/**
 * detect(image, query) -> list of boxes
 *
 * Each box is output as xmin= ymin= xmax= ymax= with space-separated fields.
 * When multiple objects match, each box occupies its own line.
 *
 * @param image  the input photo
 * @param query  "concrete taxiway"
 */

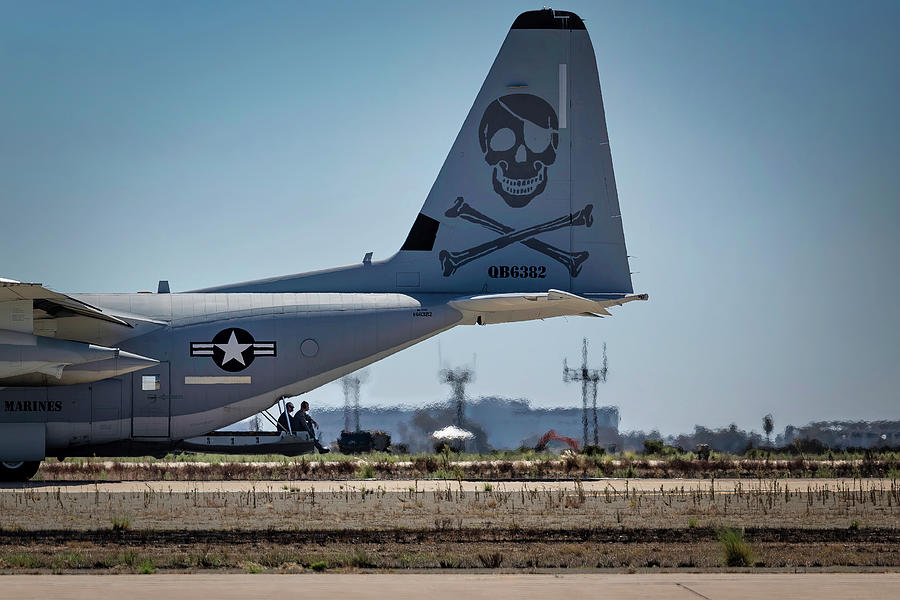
xmin=1 ymin=477 xmax=890 ymax=494
xmin=1 ymin=573 xmax=898 ymax=599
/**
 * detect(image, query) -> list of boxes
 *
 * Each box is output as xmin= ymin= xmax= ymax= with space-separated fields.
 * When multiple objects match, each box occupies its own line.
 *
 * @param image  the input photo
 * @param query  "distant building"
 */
xmin=465 ymin=397 xmax=619 ymax=449
xmin=780 ymin=421 xmax=900 ymax=449
xmin=267 ymin=396 xmax=620 ymax=452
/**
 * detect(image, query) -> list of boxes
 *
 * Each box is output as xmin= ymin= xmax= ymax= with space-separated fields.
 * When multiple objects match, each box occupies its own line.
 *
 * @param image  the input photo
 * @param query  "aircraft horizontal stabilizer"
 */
xmin=449 ymin=289 xmax=647 ymax=324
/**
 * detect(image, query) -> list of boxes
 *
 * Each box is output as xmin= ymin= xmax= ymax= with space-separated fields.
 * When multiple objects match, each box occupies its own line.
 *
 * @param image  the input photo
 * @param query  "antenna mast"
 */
xmin=342 ymin=377 xmax=353 ymax=432
xmin=440 ymin=365 xmax=474 ymax=428
xmin=340 ymin=371 xmax=368 ymax=432
xmin=563 ymin=338 xmax=608 ymax=447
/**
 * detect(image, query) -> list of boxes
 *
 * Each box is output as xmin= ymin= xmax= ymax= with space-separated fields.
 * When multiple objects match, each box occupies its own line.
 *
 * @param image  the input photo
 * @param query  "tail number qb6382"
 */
xmin=487 ymin=265 xmax=547 ymax=279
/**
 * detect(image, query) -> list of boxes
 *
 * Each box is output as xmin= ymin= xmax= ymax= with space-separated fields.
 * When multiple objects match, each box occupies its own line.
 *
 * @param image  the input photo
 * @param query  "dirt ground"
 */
xmin=1 ymin=531 xmax=899 ymax=571
xmin=1 ymin=478 xmax=896 ymax=531
xmin=1 ymin=478 xmax=897 ymax=572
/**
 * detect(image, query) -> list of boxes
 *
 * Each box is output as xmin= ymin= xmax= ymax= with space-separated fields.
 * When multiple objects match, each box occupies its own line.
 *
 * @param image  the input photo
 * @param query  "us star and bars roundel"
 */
xmin=190 ymin=328 xmax=276 ymax=372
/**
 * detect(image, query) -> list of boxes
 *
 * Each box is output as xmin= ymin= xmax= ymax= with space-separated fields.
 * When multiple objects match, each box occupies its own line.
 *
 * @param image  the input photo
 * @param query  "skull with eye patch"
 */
xmin=478 ymin=94 xmax=559 ymax=208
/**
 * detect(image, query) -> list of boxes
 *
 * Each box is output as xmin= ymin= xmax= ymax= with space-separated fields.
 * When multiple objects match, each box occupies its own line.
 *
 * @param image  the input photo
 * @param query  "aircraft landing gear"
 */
xmin=0 ymin=461 xmax=41 ymax=482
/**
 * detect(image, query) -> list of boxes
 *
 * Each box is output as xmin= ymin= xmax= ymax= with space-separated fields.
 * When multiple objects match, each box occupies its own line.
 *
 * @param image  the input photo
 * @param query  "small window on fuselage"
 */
xmin=142 ymin=375 xmax=160 ymax=391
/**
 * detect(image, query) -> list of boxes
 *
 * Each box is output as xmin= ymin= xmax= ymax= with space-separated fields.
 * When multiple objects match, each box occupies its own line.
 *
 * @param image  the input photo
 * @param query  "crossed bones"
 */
xmin=439 ymin=197 xmax=593 ymax=277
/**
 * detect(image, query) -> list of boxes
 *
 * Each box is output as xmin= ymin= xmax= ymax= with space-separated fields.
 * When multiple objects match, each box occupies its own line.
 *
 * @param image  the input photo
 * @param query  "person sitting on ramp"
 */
xmin=295 ymin=400 xmax=330 ymax=454
xmin=277 ymin=402 xmax=296 ymax=434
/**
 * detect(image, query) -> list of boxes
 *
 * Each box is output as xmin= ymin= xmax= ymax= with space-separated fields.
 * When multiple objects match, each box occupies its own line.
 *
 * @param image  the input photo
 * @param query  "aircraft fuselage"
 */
xmin=0 ymin=292 xmax=462 ymax=456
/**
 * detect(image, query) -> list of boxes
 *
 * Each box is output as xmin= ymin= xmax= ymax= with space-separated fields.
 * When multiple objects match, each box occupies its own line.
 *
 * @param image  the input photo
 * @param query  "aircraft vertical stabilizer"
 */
xmin=197 ymin=9 xmax=635 ymax=297
xmin=397 ymin=8 xmax=633 ymax=295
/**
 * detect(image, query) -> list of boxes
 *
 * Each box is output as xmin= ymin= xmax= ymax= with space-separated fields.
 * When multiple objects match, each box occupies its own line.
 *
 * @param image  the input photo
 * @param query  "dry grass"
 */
xmin=1 ymin=478 xmax=898 ymax=532
xmin=34 ymin=454 xmax=900 ymax=481
xmin=2 ymin=476 xmax=899 ymax=572
xmin=1 ymin=535 xmax=898 ymax=572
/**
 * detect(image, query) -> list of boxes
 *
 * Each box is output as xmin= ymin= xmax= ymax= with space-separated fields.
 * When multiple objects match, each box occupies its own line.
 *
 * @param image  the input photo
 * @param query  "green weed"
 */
xmin=814 ymin=465 xmax=834 ymax=478
xmin=51 ymin=551 xmax=83 ymax=570
xmin=116 ymin=549 xmax=139 ymax=568
xmin=5 ymin=552 xmax=40 ymax=569
xmin=614 ymin=465 xmax=637 ymax=478
xmin=138 ymin=558 xmax=155 ymax=574
xmin=244 ymin=562 xmax=264 ymax=574
xmin=342 ymin=551 xmax=374 ymax=568
xmin=478 ymin=552 xmax=504 ymax=568
xmin=356 ymin=463 xmax=375 ymax=479
xmin=717 ymin=527 xmax=754 ymax=567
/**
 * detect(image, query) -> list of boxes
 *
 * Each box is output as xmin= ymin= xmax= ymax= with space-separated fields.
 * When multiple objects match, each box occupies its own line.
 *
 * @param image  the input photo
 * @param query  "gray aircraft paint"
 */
xmin=0 ymin=10 xmax=645 ymax=464
xmin=1 ymin=293 xmax=460 ymax=449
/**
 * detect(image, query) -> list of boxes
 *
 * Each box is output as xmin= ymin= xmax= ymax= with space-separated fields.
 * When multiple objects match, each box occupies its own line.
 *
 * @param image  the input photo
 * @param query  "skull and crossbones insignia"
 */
xmin=440 ymin=198 xmax=592 ymax=277
xmin=438 ymin=93 xmax=592 ymax=277
xmin=480 ymin=94 xmax=559 ymax=208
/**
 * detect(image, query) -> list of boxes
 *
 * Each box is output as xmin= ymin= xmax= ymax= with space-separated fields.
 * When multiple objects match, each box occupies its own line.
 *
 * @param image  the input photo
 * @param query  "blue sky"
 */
xmin=2 ymin=1 xmax=898 ymax=435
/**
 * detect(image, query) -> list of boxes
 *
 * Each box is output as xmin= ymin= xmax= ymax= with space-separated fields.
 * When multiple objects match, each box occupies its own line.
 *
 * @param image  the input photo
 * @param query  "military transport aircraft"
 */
xmin=0 ymin=9 xmax=646 ymax=480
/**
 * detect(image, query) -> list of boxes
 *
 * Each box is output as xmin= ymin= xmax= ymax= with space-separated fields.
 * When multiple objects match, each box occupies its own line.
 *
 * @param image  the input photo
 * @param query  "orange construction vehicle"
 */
xmin=535 ymin=430 xmax=580 ymax=452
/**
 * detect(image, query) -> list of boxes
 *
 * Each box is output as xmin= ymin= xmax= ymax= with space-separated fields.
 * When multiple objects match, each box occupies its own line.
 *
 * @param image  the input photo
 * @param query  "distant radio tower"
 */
xmin=340 ymin=371 xmax=368 ymax=432
xmin=440 ymin=366 xmax=474 ymax=428
xmin=593 ymin=343 xmax=608 ymax=446
xmin=563 ymin=338 xmax=608 ymax=447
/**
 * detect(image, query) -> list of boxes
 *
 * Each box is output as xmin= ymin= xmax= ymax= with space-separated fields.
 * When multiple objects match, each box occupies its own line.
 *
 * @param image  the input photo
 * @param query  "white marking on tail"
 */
xmin=559 ymin=63 xmax=567 ymax=129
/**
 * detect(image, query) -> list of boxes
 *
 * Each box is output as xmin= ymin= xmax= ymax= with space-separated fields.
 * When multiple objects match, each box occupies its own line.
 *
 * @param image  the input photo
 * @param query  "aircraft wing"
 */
xmin=449 ymin=289 xmax=648 ymax=324
xmin=0 ymin=281 xmax=132 ymax=330
xmin=0 ymin=281 xmax=164 ymax=385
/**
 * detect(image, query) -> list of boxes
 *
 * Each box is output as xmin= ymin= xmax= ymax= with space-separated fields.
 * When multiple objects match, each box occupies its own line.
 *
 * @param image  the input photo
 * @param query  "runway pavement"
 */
xmin=0 ymin=477 xmax=890 ymax=494
xmin=1 ymin=573 xmax=898 ymax=599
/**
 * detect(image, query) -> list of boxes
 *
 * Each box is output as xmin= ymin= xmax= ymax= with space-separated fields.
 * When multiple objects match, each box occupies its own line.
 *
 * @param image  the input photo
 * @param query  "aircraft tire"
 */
xmin=0 ymin=461 xmax=41 ymax=482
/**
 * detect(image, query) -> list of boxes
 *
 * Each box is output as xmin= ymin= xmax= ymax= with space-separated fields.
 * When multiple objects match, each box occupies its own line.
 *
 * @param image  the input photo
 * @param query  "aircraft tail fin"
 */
xmin=394 ymin=8 xmax=633 ymax=295
xmin=196 ymin=9 xmax=634 ymax=297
